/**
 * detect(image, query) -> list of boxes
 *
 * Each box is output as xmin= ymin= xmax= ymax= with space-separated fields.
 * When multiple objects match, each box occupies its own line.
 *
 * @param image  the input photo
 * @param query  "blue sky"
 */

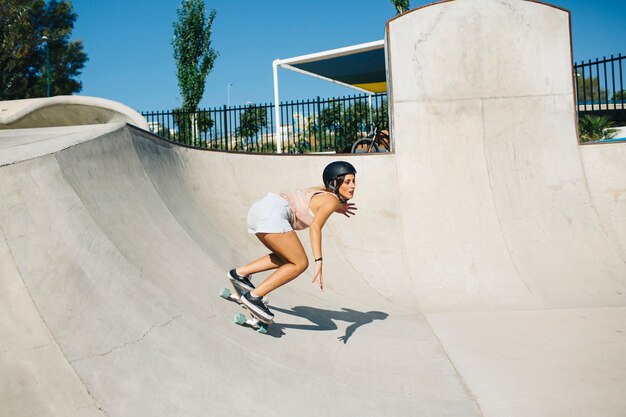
xmin=71 ymin=0 xmax=626 ymax=112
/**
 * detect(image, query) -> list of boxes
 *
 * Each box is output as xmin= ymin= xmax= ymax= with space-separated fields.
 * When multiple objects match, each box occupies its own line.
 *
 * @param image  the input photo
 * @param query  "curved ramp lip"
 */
xmin=0 ymin=123 xmax=128 ymax=167
xmin=0 ymin=95 xmax=149 ymax=130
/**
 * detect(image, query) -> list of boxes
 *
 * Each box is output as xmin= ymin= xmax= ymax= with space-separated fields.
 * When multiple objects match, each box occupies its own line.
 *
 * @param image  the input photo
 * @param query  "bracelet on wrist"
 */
xmin=315 ymin=257 xmax=323 ymax=262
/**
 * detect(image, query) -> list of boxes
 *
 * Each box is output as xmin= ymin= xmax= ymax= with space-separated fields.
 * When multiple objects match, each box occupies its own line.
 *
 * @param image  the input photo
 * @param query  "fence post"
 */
xmin=222 ymin=105 xmax=228 ymax=150
xmin=316 ymin=96 xmax=322 ymax=152
xmin=616 ymin=52 xmax=626 ymax=107
xmin=273 ymin=60 xmax=282 ymax=153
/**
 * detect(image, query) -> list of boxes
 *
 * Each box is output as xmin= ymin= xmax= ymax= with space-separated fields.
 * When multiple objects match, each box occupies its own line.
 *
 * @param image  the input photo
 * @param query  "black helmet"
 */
xmin=323 ymin=161 xmax=357 ymax=189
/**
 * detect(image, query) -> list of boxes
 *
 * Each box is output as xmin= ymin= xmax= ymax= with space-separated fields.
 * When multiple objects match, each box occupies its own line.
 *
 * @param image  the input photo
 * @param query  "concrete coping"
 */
xmin=0 ymin=96 xmax=149 ymax=130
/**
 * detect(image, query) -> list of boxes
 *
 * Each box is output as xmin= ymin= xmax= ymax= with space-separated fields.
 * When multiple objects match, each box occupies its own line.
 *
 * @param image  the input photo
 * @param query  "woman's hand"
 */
xmin=312 ymin=261 xmax=323 ymax=291
xmin=336 ymin=202 xmax=357 ymax=218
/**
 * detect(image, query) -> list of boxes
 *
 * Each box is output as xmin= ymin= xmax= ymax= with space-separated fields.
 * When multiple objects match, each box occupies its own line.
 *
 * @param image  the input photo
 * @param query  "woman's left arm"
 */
xmin=309 ymin=195 xmax=339 ymax=290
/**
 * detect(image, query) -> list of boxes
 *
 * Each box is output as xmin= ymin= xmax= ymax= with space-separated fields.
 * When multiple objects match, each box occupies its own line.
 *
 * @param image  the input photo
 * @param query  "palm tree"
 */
xmin=391 ymin=0 xmax=410 ymax=14
xmin=578 ymin=115 xmax=618 ymax=142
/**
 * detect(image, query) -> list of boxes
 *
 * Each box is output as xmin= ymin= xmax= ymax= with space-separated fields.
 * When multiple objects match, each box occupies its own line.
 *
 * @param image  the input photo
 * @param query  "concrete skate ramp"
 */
xmin=0 ymin=124 xmax=478 ymax=417
xmin=0 ymin=96 xmax=149 ymax=130
xmin=2 ymin=1 xmax=626 ymax=417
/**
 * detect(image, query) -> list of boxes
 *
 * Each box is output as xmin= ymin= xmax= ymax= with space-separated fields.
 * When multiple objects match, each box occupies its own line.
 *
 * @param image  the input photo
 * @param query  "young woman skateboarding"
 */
xmin=228 ymin=161 xmax=357 ymax=323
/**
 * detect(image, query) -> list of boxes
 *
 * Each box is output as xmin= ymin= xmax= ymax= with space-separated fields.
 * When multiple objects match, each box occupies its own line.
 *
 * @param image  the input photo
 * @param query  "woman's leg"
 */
xmin=236 ymin=253 xmax=285 ymax=277
xmin=236 ymin=231 xmax=292 ymax=276
xmin=252 ymin=231 xmax=309 ymax=297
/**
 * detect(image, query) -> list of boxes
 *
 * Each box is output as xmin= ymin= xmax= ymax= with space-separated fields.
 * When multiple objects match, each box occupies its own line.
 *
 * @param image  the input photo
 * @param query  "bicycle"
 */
xmin=350 ymin=125 xmax=391 ymax=153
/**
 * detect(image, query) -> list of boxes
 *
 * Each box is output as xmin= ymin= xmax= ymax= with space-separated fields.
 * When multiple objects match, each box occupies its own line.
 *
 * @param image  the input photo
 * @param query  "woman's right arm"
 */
xmin=335 ymin=202 xmax=357 ymax=217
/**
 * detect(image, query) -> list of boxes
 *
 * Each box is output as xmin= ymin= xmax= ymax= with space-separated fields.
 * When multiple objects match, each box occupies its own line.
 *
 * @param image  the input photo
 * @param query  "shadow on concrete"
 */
xmin=269 ymin=305 xmax=389 ymax=343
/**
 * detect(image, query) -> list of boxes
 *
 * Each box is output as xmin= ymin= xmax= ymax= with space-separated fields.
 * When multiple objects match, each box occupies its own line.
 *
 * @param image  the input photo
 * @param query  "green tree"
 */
xmin=172 ymin=107 xmax=214 ymax=145
xmin=578 ymin=115 xmax=618 ymax=142
xmin=576 ymin=76 xmax=608 ymax=103
xmin=373 ymin=98 xmax=389 ymax=130
xmin=317 ymin=101 xmax=348 ymax=150
xmin=236 ymin=104 xmax=268 ymax=151
xmin=0 ymin=0 xmax=88 ymax=100
xmin=391 ymin=0 xmax=410 ymax=14
xmin=317 ymin=99 xmax=384 ymax=151
xmin=0 ymin=0 xmax=35 ymax=98
xmin=612 ymin=90 xmax=625 ymax=104
xmin=172 ymin=0 xmax=217 ymax=112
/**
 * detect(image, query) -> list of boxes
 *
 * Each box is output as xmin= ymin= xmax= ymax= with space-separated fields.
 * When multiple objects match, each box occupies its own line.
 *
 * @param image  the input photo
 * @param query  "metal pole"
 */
xmin=272 ymin=60 xmax=282 ymax=153
xmin=227 ymin=83 xmax=233 ymax=106
xmin=42 ymin=36 xmax=50 ymax=97
xmin=368 ymin=94 xmax=373 ymax=127
xmin=223 ymin=105 xmax=228 ymax=149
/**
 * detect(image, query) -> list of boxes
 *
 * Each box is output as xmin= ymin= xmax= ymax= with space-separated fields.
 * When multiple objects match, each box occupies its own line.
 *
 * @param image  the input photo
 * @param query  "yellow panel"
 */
xmin=353 ymin=82 xmax=387 ymax=93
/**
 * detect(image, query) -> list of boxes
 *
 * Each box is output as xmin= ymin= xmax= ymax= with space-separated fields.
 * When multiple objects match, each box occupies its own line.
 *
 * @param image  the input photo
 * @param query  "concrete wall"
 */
xmin=580 ymin=142 xmax=626 ymax=261
xmin=386 ymin=0 xmax=626 ymax=312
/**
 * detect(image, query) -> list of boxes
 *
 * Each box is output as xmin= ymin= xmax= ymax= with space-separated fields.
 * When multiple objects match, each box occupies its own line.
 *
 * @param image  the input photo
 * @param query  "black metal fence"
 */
xmin=142 ymin=93 xmax=388 ymax=153
xmin=143 ymin=54 xmax=626 ymax=152
xmin=574 ymin=54 xmax=625 ymax=122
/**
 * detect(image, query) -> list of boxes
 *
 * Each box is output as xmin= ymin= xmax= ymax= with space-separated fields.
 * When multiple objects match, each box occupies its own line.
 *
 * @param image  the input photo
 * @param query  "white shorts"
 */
xmin=247 ymin=193 xmax=293 ymax=234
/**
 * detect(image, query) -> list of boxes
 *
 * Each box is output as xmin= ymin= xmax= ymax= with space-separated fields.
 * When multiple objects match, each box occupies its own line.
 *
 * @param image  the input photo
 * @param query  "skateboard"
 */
xmin=219 ymin=283 xmax=271 ymax=334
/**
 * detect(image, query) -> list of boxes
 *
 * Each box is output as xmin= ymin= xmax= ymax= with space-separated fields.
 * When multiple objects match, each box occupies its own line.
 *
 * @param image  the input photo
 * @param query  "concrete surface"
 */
xmin=1 ymin=1 xmax=625 ymax=417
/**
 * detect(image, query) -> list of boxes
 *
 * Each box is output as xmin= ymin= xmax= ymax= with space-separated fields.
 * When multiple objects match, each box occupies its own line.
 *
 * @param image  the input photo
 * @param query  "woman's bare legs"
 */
xmin=236 ymin=253 xmax=285 ymax=277
xmin=236 ymin=231 xmax=294 ymax=276
xmin=250 ymin=231 xmax=309 ymax=297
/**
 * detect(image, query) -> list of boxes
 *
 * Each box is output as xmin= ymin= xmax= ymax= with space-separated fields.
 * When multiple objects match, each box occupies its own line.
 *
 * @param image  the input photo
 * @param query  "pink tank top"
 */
xmin=279 ymin=190 xmax=336 ymax=230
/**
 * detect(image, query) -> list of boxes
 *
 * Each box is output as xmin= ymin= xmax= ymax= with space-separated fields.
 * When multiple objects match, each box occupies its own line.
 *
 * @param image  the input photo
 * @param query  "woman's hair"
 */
xmin=309 ymin=174 xmax=346 ymax=192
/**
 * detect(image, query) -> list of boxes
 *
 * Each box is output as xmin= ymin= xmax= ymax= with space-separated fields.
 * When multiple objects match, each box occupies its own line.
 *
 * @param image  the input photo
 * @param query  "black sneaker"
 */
xmin=241 ymin=292 xmax=274 ymax=323
xmin=227 ymin=269 xmax=255 ymax=292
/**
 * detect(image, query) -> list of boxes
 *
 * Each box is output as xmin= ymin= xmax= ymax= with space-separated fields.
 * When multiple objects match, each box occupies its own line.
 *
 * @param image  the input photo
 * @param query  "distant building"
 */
xmin=147 ymin=121 xmax=175 ymax=137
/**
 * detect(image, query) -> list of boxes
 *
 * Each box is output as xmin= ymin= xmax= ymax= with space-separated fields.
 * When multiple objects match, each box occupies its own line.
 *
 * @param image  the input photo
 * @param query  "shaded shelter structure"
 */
xmin=272 ymin=40 xmax=386 ymax=150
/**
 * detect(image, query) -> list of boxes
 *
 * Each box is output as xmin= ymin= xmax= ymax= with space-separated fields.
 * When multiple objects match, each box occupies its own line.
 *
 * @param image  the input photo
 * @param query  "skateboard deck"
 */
xmin=219 ymin=282 xmax=271 ymax=334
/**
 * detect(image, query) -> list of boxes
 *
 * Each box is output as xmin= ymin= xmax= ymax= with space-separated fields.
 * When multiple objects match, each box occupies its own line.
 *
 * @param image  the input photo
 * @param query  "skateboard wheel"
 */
xmin=257 ymin=323 xmax=269 ymax=334
xmin=220 ymin=288 xmax=231 ymax=299
xmin=233 ymin=312 xmax=246 ymax=325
